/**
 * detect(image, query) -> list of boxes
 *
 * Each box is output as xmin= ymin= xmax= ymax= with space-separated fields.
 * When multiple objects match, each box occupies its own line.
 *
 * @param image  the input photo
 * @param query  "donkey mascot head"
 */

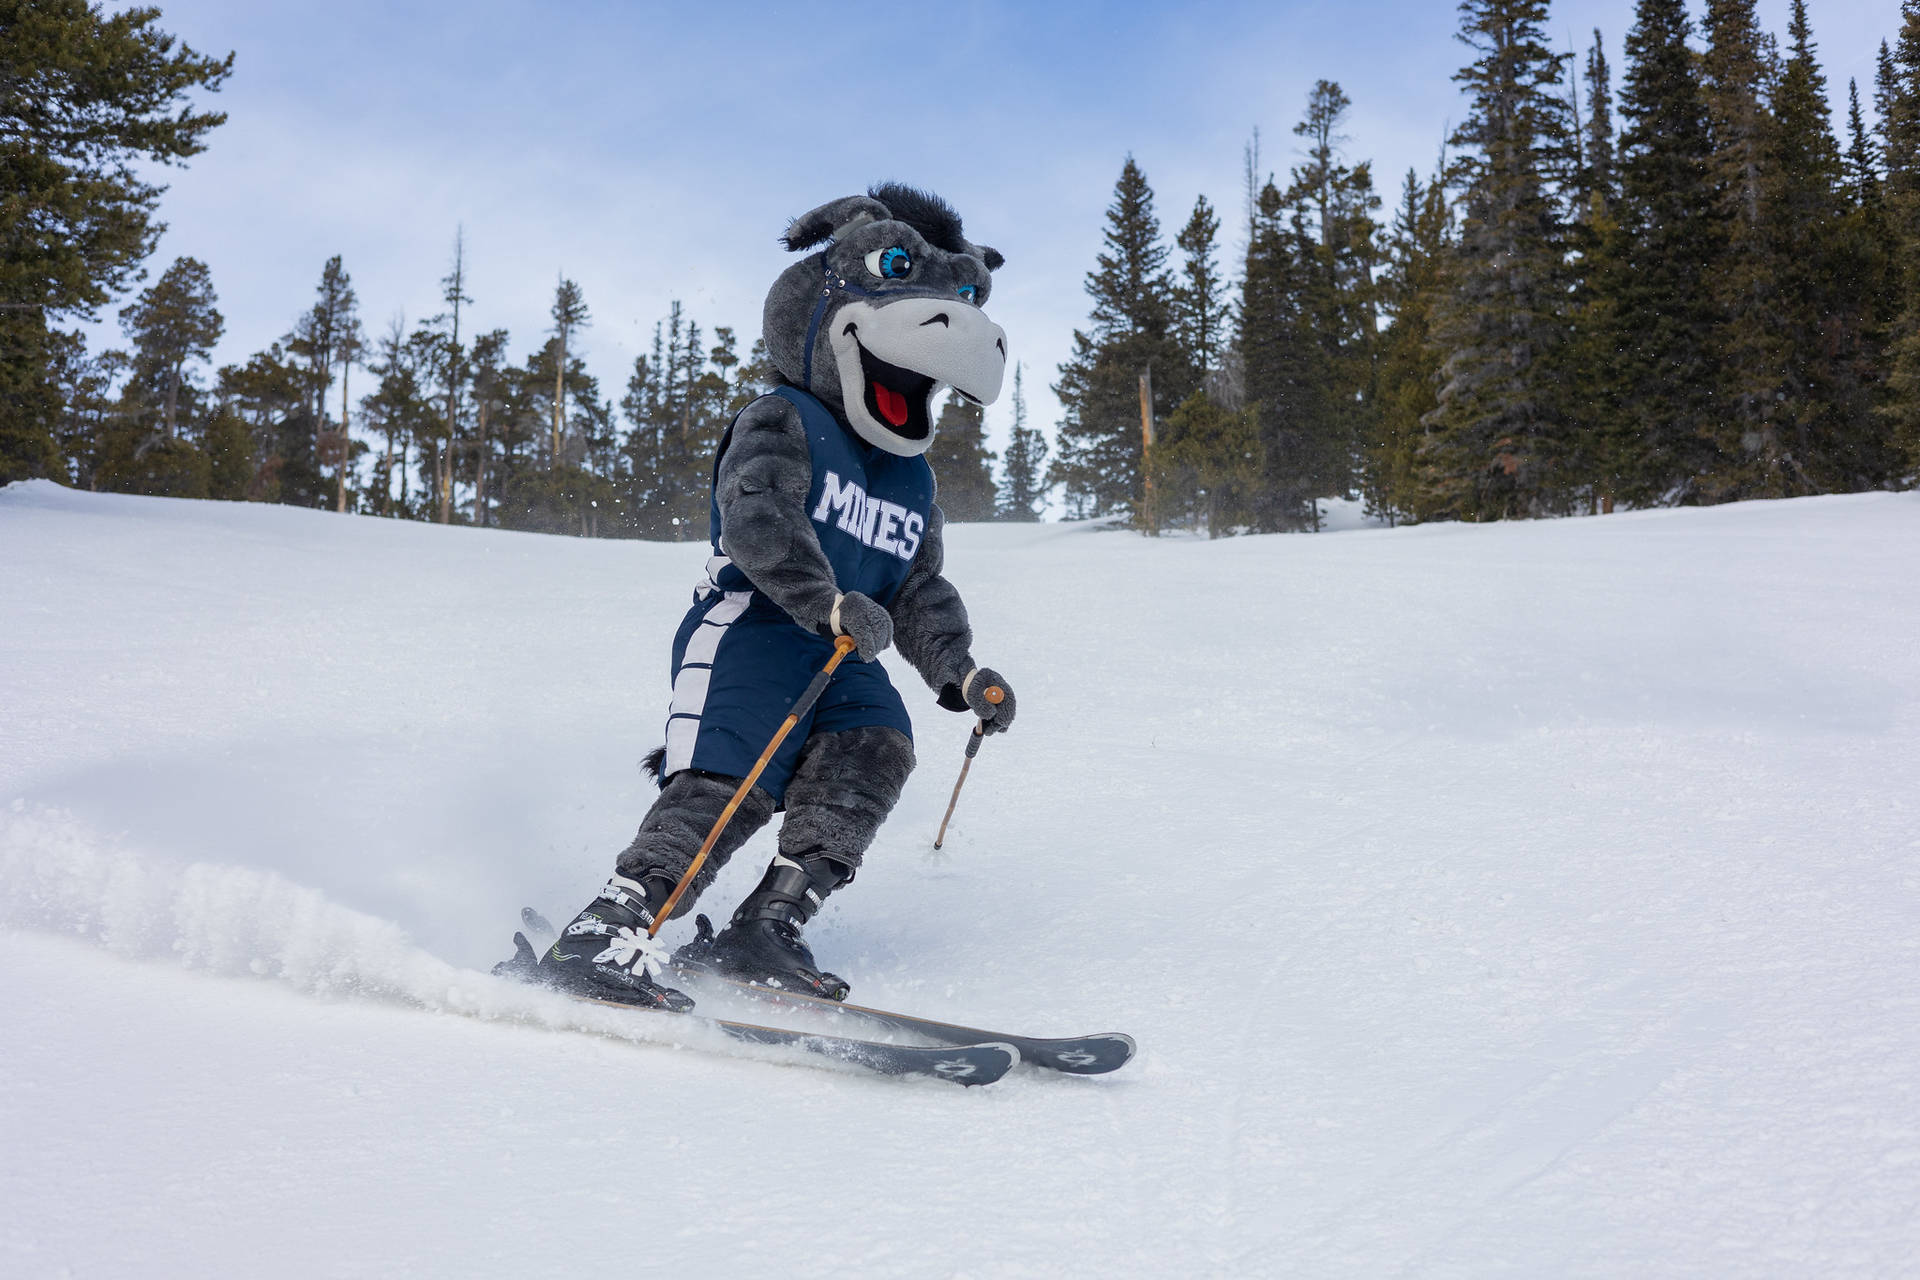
xmin=761 ymin=183 xmax=1009 ymax=453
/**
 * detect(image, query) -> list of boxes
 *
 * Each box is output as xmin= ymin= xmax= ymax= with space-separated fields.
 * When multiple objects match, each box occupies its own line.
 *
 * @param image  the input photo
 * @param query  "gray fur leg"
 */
xmin=614 ymin=770 xmax=775 ymax=915
xmin=776 ymin=726 xmax=916 ymax=875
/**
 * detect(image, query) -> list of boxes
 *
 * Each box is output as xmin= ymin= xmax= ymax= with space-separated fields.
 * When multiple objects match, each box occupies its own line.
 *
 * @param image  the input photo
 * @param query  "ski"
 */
xmin=674 ymin=964 xmax=1137 ymax=1076
xmin=496 ymin=930 xmax=1014 ymax=1087
xmin=518 ymin=907 xmax=1135 ymax=1076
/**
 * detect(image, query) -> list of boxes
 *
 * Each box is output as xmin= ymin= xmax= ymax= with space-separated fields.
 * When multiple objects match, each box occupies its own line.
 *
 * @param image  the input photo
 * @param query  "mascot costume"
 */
xmin=540 ymin=184 xmax=1015 ymax=1009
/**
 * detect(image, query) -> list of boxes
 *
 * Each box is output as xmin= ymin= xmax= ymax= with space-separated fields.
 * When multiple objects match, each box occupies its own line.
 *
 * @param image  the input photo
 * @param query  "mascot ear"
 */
xmin=782 ymin=195 xmax=894 ymax=252
xmin=974 ymin=244 xmax=1005 ymax=271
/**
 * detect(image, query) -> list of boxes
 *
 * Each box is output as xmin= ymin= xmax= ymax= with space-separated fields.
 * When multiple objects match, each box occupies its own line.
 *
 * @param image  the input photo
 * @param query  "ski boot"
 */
xmin=533 ymin=874 xmax=695 ymax=1011
xmin=674 ymin=853 xmax=853 ymax=1001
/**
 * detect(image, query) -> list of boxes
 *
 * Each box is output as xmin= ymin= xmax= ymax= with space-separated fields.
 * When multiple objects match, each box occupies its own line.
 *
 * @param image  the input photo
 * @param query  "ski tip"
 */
xmin=492 ymin=931 xmax=541 ymax=982
xmin=1031 ymin=1033 xmax=1136 ymax=1075
xmin=939 ymin=1042 xmax=1019 ymax=1087
xmin=521 ymin=906 xmax=555 ymax=937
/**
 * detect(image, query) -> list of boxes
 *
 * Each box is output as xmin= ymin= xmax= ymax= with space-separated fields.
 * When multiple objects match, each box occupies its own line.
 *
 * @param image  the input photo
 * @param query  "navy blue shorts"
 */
xmin=661 ymin=591 xmax=912 ymax=805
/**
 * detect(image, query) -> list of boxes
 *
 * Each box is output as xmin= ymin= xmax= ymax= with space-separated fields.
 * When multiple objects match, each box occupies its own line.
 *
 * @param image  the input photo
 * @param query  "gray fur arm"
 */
xmin=888 ymin=502 xmax=976 ymax=700
xmin=715 ymin=394 xmax=840 ymax=632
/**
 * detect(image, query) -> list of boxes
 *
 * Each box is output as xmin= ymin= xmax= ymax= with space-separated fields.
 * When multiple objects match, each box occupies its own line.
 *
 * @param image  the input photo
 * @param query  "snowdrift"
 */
xmin=4 ymin=478 xmax=1918 ymax=1277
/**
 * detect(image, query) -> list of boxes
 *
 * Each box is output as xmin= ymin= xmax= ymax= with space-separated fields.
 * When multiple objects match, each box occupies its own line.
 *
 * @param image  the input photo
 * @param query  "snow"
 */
xmin=4 ymin=477 xmax=1919 ymax=1277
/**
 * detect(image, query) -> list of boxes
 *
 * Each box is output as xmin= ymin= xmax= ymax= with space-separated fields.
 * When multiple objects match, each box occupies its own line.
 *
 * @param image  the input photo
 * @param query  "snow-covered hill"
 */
xmin=4 ymin=479 xmax=1918 ymax=1277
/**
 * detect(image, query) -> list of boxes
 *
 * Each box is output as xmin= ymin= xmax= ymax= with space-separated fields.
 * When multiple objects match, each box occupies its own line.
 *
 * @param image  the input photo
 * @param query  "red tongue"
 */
xmin=872 ymin=381 xmax=910 ymax=428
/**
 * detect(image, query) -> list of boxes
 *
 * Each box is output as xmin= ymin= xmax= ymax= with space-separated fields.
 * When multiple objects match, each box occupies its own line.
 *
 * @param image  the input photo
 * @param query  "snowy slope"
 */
xmin=4 ymin=478 xmax=1918 ymax=1278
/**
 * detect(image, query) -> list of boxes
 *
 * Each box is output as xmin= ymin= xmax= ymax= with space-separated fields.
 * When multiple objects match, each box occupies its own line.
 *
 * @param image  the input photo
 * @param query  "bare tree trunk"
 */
xmin=312 ymin=350 xmax=329 ymax=484
xmin=164 ymin=362 xmax=180 ymax=440
xmin=552 ymin=336 xmax=565 ymax=468
xmin=335 ymin=358 xmax=350 ymax=513
xmin=1138 ymin=368 xmax=1157 ymax=536
xmin=474 ymin=400 xmax=489 ymax=527
xmin=442 ymin=240 xmax=464 ymax=525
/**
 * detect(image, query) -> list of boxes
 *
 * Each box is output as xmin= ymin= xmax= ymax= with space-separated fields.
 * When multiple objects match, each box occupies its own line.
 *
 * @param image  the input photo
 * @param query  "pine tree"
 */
xmin=1240 ymin=181 xmax=1329 ymax=530
xmin=996 ymin=364 xmax=1048 ymax=520
xmin=362 ymin=318 xmax=430 ymax=517
xmin=710 ymin=326 xmax=761 ymax=415
xmin=1846 ymin=79 xmax=1883 ymax=206
xmin=507 ymin=319 xmax=611 ymax=536
xmin=1173 ymin=196 xmax=1229 ymax=373
xmin=679 ymin=322 xmax=734 ymax=536
xmin=117 ymin=257 xmax=223 ymax=441
xmin=202 ymin=403 xmax=254 ymax=500
xmin=1699 ymin=0 xmax=1778 ymax=492
xmin=216 ymin=342 xmax=310 ymax=504
xmin=404 ymin=315 xmax=461 ymax=519
xmin=926 ymin=390 xmax=998 ymax=522
xmin=469 ymin=329 xmax=509 ymax=526
xmin=1150 ymin=391 xmax=1262 ymax=537
xmin=1593 ymin=0 xmax=1725 ymax=507
xmin=1562 ymin=31 xmax=1620 ymax=509
xmin=738 ymin=338 xmax=776 ymax=406
xmin=1 ymin=2 xmax=230 ymax=483
xmin=431 ymin=231 xmax=472 ymax=523
xmin=331 ymin=315 xmax=366 ymax=514
xmin=1419 ymin=0 xmax=1577 ymax=520
xmin=46 ymin=334 xmax=121 ymax=489
xmin=664 ymin=304 xmax=718 ymax=537
xmin=1582 ymin=31 xmax=1619 ymax=219
xmin=1049 ymin=157 xmax=1193 ymax=521
xmin=1880 ymin=40 xmax=1903 ymax=160
xmin=1702 ymin=0 xmax=1775 ymax=231
xmin=286 ymin=255 xmax=360 ymax=510
xmin=619 ymin=341 xmax=663 ymax=536
xmin=548 ymin=277 xmax=590 ymax=467
xmin=1882 ymin=2 xmax=1920 ymax=471
xmin=1841 ymin=75 xmax=1903 ymax=465
xmin=1722 ymin=0 xmax=1888 ymax=494
xmin=1284 ymin=80 xmax=1384 ymax=502
xmin=1367 ymin=163 xmax=1451 ymax=523
xmin=285 ymin=257 xmax=360 ymax=508
xmin=612 ymin=302 xmax=726 ymax=539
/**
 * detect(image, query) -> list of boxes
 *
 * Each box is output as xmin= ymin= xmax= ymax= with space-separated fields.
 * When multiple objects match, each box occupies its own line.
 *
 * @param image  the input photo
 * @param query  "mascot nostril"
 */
xmin=523 ymin=182 xmax=1022 ymax=1012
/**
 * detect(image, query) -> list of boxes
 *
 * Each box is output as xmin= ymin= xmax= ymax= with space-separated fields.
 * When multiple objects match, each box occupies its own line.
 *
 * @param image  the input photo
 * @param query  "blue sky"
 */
xmin=124 ymin=0 xmax=1897 ymax=458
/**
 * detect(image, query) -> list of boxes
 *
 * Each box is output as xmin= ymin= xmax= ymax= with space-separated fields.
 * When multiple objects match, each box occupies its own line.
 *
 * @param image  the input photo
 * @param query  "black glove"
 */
xmin=831 ymin=591 xmax=893 ymax=662
xmin=961 ymin=667 xmax=1015 ymax=734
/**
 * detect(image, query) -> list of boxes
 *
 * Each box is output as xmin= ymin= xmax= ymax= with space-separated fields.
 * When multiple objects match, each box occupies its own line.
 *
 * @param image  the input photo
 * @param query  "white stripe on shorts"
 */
xmin=663 ymin=590 xmax=753 ymax=775
xmin=697 ymin=553 xmax=733 ymax=598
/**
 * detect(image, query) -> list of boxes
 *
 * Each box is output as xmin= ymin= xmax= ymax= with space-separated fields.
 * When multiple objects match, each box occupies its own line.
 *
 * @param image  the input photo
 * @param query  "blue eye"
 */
xmin=956 ymin=285 xmax=978 ymax=303
xmin=863 ymin=246 xmax=912 ymax=279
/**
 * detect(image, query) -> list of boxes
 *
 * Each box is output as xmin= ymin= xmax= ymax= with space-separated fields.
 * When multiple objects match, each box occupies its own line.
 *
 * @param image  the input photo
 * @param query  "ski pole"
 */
xmin=932 ymin=682 xmax=1005 ymax=850
xmin=648 ymin=634 xmax=858 ymax=937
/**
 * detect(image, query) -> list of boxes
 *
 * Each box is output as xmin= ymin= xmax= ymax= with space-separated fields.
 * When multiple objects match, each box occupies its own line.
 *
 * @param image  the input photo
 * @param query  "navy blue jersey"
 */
xmin=705 ymin=386 xmax=934 ymax=611
xmin=664 ymin=385 xmax=925 ymax=795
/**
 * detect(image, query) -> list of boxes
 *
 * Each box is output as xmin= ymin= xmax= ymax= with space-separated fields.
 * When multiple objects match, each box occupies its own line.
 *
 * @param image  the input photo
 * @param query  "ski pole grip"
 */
xmin=965 ymin=723 xmax=986 ymax=758
xmin=983 ymin=685 xmax=1005 ymax=705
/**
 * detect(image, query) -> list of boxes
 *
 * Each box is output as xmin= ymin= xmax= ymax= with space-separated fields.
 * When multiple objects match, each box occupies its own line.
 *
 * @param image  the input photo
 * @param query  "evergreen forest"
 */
xmin=7 ymin=0 xmax=1920 ymax=537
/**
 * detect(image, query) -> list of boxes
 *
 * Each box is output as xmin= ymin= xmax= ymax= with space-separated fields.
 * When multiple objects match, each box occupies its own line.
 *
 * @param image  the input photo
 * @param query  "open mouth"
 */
xmin=856 ymin=342 xmax=936 ymax=440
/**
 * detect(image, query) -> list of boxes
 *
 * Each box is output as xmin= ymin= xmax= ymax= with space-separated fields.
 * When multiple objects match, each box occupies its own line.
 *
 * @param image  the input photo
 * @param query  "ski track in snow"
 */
xmin=4 ymin=479 xmax=1920 ymax=1277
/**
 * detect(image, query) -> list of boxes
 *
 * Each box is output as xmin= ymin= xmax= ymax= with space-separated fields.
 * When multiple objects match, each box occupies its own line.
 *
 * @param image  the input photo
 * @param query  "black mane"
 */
xmin=869 ymin=182 xmax=967 ymax=254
